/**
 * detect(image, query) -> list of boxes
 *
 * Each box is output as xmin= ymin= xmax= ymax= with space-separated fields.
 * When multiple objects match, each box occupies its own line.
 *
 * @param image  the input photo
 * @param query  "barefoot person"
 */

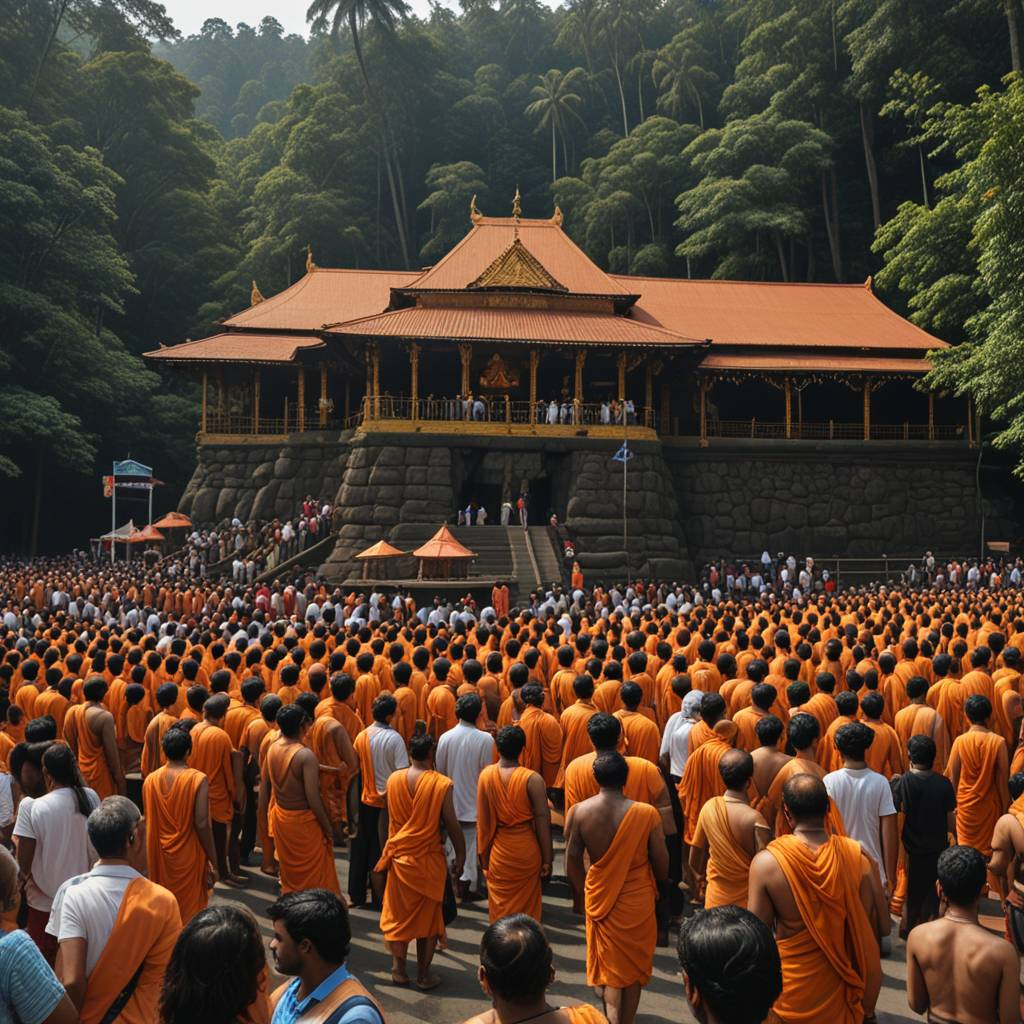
xmin=905 ymin=845 xmax=1018 ymax=1024
xmin=260 ymin=704 xmax=340 ymax=895
xmin=460 ymin=914 xmax=608 ymax=1024
xmin=565 ymin=750 xmax=668 ymax=1024
xmin=375 ymin=733 xmax=465 ymax=991
xmin=748 ymin=774 xmax=883 ymax=1024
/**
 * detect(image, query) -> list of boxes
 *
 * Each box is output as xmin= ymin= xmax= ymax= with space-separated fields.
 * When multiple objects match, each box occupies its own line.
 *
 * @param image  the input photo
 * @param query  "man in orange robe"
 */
xmin=140 ymin=683 xmax=180 ymax=778
xmin=556 ymin=674 xmax=599 ymax=787
xmin=679 ymin=694 xmax=735 ymax=844
xmin=260 ymin=704 xmax=339 ymax=895
xmin=689 ymin=749 xmax=769 ymax=908
xmin=518 ymin=683 xmax=562 ymax=787
xmin=189 ymin=694 xmax=243 ymax=883
xmin=818 ymin=690 xmax=859 ymax=772
xmin=76 ymin=677 xmax=124 ymax=798
xmin=142 ymin=723 xmax=218 ymax=924
xmin=477 ymin=724 xmax=553 ymax=923
xmin=305 ymin=692 xmax=358 ymax=842
xmin=894 ymin=676 xmax=951 ymax=771
xmin=946 ymin=693 xmax=1009 ymax=857
xmin=375 ymin=733 xmax=464 ymax=990
xmin=49 ymin=796 xmax=182 ymax=1024
xmin=565 ymin=750 xmax=668 ymax=1024
xmin=860 ymin=691 xmax=905 ymax=778
xmin=32 ymin=672 xmax=69 ymax=735
xmin=749 ymin=774 xmax=883 ymax=1024
xmin=613 ymin=682 xmax=660 ymax=764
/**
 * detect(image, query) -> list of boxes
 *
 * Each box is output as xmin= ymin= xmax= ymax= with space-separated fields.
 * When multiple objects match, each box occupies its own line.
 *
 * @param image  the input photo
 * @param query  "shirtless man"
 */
xmin=906 ymin=845 xmax=1018 ymax=1024
xmin=748 ymin=774 xmax=884 ymax=1024
xmin=689 ymin=748 xmax=769 ymax=908
xmin=565 ymin=751 xmax=668 ymax=1024
xmin=750 ymin=715 xmax=791 ymax=812
xmin=988 ymin=772 xmax=1024 ymax=968
xmin=258 ymin=704 xmax=339 ymax=894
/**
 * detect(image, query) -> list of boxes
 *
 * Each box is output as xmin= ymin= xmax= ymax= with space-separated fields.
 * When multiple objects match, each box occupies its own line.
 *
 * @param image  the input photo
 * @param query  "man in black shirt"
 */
xmin=891 ymin=734 xmax=957 ymax=937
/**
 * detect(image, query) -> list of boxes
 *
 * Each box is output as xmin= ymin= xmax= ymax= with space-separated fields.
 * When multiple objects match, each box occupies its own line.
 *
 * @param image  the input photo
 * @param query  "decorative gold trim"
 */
xmin=469 ymin=237 xmax=567 ymax=292
xmin=358 ymin=419 xmax=659 ymax=440
xmin=512 ymin=186 xmax=522 ymax=220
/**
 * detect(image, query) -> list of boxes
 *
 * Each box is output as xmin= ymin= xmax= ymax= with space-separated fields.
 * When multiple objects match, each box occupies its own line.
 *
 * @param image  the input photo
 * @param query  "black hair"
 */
xmin=835 ymin=721 xmax=874 ymax=760
xmin=719 ymin=749 xmax=753 ymax=790
xmin=782 ymin=773 xmax=829 ymax=820
xmin=754 ymin=714 xmax=784 ymax=747
xmin=480 ymin=914 xmax=552 ymax=1004
xmin=907 ymin=733 xmax=936 ymax=769
xmin=786 ymin=712 xmax=820 ymax=751
xmin=586 ymin=712 xmax=622 ymax=752
xmin=162 ymin=726 xmax=193 ymax=760
xmin=456 ymin=693 xmax=482 ymax=723
xmin=267 ymin=889 xmax=351 ymax=963
xmin=496 ymin=725 xmax=526 ymax=760
xmin=937 ymin=845 xmax=987 ymax=906
xmin=592 ymin=749 xmax=628 ymax=789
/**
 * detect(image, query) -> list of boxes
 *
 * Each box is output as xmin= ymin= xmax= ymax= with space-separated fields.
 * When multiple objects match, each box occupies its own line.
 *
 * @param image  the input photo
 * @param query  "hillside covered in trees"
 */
xmin=4 ymin=0 xmax=1024 ymax=550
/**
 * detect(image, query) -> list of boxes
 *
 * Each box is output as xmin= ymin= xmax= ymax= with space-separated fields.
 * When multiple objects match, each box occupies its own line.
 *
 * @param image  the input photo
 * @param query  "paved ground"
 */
xmin=210 ymin=833 xmax=932 ymax=1024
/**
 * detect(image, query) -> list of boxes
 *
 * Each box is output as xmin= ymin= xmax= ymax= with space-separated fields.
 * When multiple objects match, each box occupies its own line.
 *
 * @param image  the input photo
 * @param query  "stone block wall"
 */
xmin=177 ymin=435 xmax=348 ymax=525
xmin=566 ymin=449 xmax=692 ymax=581
xmin=664 ymin=442 xmax=1022 ymax=564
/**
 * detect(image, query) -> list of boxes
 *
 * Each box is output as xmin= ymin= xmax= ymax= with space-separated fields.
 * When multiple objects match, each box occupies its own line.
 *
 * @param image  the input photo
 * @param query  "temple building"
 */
xmin=146 ymin=198 xmax=1015 ymax=588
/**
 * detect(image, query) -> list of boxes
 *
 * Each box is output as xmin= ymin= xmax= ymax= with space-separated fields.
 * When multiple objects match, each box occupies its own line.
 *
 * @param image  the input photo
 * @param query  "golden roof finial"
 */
xmin=250 ymin=280 xmax=265 ymax=305
xmin=306 ymin=245 xmax=316 ymax=273
xmin=864 ymin=274 xmax=873 ymax=291
xmin=470 ymin=194 xmax=483 ymax=224
xmin=512 ymin=186 xmax=522 ymax=220
xmin=551 ymin=204 xmax=563 ymax=227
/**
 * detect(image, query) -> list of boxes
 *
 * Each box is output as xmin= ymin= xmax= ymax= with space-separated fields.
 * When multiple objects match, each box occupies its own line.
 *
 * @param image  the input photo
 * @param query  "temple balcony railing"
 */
xmin=358 ymin=396 xmax=659 ymax=438
xmin=702 ymin=419 xmax=968 ymax=443
xmin=200 ymin=410 xmax=345 ymax=442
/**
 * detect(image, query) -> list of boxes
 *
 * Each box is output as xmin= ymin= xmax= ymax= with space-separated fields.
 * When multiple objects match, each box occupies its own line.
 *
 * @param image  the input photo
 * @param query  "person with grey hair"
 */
xmin=46 ymin=796 xmax=181 ymax=1021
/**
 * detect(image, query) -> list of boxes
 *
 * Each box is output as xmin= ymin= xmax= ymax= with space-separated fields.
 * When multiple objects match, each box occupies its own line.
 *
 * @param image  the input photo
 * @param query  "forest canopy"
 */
xmin=3 ymin=0 xmax=1024 ymax=551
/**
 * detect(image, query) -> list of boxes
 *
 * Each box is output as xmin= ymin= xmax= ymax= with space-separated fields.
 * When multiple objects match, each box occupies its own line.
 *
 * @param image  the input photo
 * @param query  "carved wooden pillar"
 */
xmin=574 ymin=349 xmax=586 ymax=425
xmin=660 ymin=384 xmax=671 ymax=435
xmin=318 ymin=364 xmax=328 ymax=427
xmin=409 ymin=343 xmax=420 ymax=421
xmin=217 ymin=367 xmax=226 ymax=414
xmin=200 ymin=371 xmax=208 ymax=433
xmin=371 ymin=344 xmax=380 ymax=418
xmin=784 ymin=377 xmax=793 ymax=439
xmin=529 ymin=348 xmax=538 ymax=422
xmin=297 ymin=366 xmax=306 ymax=432
xmin=459 ymin=343 xmax=472 ymax=396
xmin=928 ymin=392 xmax=934 ymax=441
xmin=252 ymin=368 xmax=260 ymax=434
xmin=616 ymin=352 xmax=626 ymax=402
xmin=644 ymin=359 xmax=653 ymax=427
xmin=863 ymin=379 xmax=871 ymax=441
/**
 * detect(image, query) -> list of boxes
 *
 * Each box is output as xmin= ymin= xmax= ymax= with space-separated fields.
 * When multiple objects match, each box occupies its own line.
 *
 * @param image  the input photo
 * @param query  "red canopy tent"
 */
xmin=412 ymin=526 xmax=476 ymax=580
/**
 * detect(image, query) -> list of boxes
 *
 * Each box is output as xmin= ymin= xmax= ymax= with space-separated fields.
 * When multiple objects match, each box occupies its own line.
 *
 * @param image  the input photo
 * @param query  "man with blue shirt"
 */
xmin=0 ymin=929 xmax=76 ymax=1024
xmin=269 ymin=889 xmax=384 ymax=1024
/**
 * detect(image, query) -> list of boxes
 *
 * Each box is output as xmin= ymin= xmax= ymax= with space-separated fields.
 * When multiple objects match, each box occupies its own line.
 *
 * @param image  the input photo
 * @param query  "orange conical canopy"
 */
xmin=354 ymin=539 xmax=407 ymax=560
xmin=412 ymin=525 xmax=476 ymax=559
xmin=152 ymin=511 xmax=192 ymax=528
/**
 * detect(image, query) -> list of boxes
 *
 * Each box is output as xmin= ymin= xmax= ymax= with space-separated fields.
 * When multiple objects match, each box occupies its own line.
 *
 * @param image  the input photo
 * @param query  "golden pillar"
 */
xmin=459 ymin=343 xmax=472 ymax=397
xmin=784 ymin=377 xmax=793 ymax=439
xmin=200 ymin=370 xmax=208 ymax=433
xmin=297 ymin=366 xmax=306 ymax=432
xmin=928 ymin=392 xmax=934 ymax=441
xmin=409 ymin=343 xmax=420 ymax=421
xmin=616 ymin=352 xmax=626 ymax=402
xmin=252 ymin=369 xmax=260 ymax=434
xmin=370 ymin=344 xmax=380 ymax=419
xmin=319 ymin=364 xmax=328 ymax=427
xmin=644 ymin=360 xmax=653 ymax=427
xmin=529 ymin=348 xmax=538 ymax=422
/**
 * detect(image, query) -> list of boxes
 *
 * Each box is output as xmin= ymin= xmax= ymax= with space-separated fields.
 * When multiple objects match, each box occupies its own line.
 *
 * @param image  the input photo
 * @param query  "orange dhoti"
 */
xmin=477 ymin=765 xmax=542 ymax=923
xmin=268 ymin=805 xmax=339 ymax=895
xmin=584 ymin=802 xmax=660 ymax=989
xmin=142 ymin=766 xmax=210 ymax=924
xmin=375 ymin=769 xmax=452 ymax=944
xmin=693 ymin=796 xmax=751 ymax=909
xmin=77 ymin=713 xmax=114 ymax=798
xmin=949 ymin=730 xmax=1005 ymax=857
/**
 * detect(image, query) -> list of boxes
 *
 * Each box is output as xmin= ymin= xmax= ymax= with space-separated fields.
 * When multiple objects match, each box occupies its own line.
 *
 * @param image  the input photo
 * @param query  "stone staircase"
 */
xmin=530 ymin=528 xmax=566 ymax=590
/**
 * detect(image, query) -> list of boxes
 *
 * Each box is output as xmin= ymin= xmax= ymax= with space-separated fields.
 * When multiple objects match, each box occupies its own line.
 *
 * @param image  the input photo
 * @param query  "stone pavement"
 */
xmin=209 ymin=834 xmax=928 ymax=1024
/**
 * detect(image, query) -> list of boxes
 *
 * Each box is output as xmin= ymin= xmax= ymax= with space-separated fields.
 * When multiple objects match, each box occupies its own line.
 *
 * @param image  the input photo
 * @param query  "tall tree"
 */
xmin=525 ymin=67 xmax=586 ymax=181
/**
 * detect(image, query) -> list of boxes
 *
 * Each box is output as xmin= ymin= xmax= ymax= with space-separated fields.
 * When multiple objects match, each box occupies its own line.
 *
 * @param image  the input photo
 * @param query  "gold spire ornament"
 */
xmin=250 ymin=280 xmax=265 ymax=305
xmin=512 ymin=186 xmax=522 ymax=220
xmin=306 ymin=245 xmax=316 ymax=273
xmin=470 ymin=194 xmax=483 ymax=224
xmin=551 ymin=204 xmax=563 ymax=226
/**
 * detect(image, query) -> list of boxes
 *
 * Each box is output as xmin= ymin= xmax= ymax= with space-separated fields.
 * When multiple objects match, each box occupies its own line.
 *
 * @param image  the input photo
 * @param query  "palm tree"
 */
xmin=307 ymin=0 xmax=413 ymax=267
xmin=525 ymin=68 xmax=586 ymax=182
xmin=651 ymin=33 xmax=716 ymax=130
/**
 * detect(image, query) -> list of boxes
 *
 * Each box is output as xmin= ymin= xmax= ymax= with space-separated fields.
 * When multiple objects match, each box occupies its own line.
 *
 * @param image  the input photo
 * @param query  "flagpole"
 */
xmin=623 ymin=409 xmax=629 ymax=583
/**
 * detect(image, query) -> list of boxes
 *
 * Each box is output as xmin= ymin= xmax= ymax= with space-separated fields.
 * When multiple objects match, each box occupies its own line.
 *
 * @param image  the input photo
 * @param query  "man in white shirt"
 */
xmin=435 ymin=694 xmax=496 ymax=900
xmin=349 ymin=694 xmax=409 ymax=909
xmin=661 ymin=689 xmax=703 ymax=784
xmin=823 ymin=720 xmax=898 ymax=948
xmin=14 ymin=743 xmax=100 ymax=962
xmin=47 ymin=796 xmax=181 ymax=1017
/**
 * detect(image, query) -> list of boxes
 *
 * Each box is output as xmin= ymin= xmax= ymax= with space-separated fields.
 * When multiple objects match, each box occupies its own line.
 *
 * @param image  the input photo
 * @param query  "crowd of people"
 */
xmin=2 ymin=557 xmax=1024 ymax=1023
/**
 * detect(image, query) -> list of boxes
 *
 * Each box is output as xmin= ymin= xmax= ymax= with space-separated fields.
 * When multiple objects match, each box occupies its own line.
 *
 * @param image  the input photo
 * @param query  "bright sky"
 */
xmin=161 ymin=0 xmax=458 ymax=37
